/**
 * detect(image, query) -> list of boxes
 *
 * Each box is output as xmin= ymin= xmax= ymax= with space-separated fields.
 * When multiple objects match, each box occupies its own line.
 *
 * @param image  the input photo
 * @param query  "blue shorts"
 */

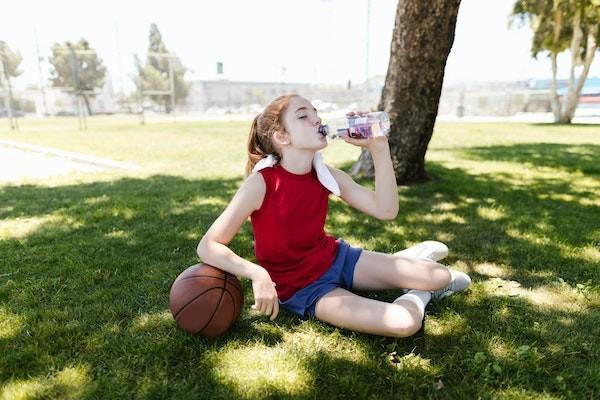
xmin=279 ymin=239 xmax=363 ymax=319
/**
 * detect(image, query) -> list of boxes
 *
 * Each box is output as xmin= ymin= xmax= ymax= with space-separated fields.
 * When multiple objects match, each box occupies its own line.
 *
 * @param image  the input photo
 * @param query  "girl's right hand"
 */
xmin=250 ymin=268 xmax=279 ymax=320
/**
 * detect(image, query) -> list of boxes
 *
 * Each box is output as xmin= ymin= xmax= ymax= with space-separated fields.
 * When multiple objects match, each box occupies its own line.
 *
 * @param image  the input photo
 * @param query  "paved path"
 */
xmin=0 ymin=140 xmax=139 ymax=183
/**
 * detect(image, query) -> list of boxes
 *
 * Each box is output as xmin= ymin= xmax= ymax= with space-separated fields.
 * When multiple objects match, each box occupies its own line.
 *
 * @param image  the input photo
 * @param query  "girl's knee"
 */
xmin=385 ymin=306 xmax=423 ymax=337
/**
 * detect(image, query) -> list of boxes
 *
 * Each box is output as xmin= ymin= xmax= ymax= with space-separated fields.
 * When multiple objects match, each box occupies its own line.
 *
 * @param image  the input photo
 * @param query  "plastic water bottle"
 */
xmin=318 ymin=111 xmax=390 ymax=139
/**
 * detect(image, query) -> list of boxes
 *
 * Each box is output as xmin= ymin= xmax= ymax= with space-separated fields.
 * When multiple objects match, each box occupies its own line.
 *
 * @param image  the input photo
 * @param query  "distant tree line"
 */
xmin=0 ymin=24 xmax=189 ymax=116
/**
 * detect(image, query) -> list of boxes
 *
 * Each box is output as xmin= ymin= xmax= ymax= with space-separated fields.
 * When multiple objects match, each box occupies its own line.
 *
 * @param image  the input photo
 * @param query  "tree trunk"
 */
xmin=560 ymin=25 xmax=597 ymax=124
xmin=550 ymin=5 xmax=562 ymax=123
xmin=550 ymin=52 xmax=562 ymax=122
xmin=350 ymin=0 xmax=462 ymax=184
xmin=82 ymin=94 xmax=93 ymax=116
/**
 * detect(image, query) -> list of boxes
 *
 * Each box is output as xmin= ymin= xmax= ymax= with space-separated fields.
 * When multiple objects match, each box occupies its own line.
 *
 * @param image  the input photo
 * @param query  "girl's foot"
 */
xmin=431 ymin=270 xmax=471 ymax=300
xmin=394 ymin=241 xmax=449 ymax=262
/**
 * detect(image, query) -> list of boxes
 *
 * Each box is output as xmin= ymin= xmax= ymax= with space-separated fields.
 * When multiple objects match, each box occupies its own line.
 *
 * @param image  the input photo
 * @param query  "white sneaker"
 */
xmin=394 ymin=241 xmax=449 ymax=262
xmin=431 ymin=270 xmax=471 ymax=300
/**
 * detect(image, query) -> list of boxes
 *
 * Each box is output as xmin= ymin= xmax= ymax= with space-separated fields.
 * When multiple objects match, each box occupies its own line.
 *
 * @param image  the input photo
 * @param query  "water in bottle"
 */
xmin=319 ymin=111 xmax=390 ymax=139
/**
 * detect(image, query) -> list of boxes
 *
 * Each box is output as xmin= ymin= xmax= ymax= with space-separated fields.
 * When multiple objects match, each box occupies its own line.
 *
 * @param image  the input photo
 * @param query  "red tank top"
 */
xmin=250 ymin=164 xmax=339 ymax=301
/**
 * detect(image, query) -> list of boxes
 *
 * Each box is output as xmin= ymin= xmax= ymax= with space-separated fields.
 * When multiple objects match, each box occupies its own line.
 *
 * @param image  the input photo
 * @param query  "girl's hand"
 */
xmin=340 ymin=132 xmax=389 ymax=152
xmin=250 ymin=267 xmax=279 ymax=320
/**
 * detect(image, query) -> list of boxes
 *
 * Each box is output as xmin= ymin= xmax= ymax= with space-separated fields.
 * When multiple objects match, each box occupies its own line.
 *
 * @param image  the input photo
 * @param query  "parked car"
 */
xmin=0 ymin=109 xmax=25 ymax=117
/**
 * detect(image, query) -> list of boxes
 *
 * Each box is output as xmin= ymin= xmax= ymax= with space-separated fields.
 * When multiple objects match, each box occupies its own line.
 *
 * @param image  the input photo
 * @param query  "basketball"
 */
xmin=169 ymin=263 xmax=244 ymax=338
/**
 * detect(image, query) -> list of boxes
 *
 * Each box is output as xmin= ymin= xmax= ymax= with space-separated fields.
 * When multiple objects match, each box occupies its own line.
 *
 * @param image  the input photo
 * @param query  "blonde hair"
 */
xmin=245 ymin=94 xmax=299 ymax=176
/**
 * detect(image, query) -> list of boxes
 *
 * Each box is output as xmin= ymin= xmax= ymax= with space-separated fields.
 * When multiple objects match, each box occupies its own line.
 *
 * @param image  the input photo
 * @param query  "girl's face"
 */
xmin=281 ymin=96 xmax=327 ymax=151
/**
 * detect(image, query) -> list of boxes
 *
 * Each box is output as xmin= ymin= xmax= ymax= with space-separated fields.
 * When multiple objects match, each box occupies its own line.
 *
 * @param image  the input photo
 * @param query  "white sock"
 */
xmin=393 ymin=289 xmax=432 ymax=317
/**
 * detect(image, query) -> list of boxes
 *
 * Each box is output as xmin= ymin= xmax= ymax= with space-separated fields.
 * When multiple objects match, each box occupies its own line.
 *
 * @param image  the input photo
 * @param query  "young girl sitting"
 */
xmin=197 ymin=94 xmax=470 ymax=337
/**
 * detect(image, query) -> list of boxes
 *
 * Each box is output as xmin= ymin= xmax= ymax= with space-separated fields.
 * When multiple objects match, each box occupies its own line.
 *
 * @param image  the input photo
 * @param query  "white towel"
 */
xmin=251 ymin=152 xmax=341 ymax=197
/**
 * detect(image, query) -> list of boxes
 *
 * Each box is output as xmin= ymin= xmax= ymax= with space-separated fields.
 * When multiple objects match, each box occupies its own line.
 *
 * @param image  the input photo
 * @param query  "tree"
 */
xmin=48 ymin=38 xmax=106 ymax=116
xmin=139 ymin=23 xmax=190 ymax=113
xmin=511 ymin=0 xmax=600 ymax=124
xmin=351 ymin=0 xmax=462 ymax=184
xmin=0 ymin=41 xmax=23 ymax=128
xmin=0 ymin=41 xmax=23 ymax=79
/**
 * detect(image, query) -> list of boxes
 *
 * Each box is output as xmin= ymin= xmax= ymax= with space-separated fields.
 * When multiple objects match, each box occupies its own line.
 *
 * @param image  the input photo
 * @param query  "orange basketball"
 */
xmin=169 ymin=263 xmax=244 ymax=338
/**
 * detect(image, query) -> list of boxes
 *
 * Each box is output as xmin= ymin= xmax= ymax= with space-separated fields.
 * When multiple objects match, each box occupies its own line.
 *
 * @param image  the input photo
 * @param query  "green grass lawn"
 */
xmin=0 ymin=116 xmax=598 ymax=399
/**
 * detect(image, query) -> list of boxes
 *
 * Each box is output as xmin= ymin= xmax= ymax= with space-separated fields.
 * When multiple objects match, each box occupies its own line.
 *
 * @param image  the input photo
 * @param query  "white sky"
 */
xmin=1 ymin=0 xmax=599 ymax=92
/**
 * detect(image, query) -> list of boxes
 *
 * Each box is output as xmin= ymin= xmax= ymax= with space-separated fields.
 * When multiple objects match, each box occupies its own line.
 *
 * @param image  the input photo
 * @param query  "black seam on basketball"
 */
xmin=195 ymin=272 xmax=227 ymax=335
xmin=222 ymin=273 xmax=237 ymax=320
xmin=174 ymin=287 xmax=222 ymax=320
xmin=223 ymin=288 xmax=237 ymax=320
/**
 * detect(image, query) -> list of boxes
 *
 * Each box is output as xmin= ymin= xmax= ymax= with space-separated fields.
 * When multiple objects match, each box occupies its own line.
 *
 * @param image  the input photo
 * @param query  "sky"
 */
xmin=1 ymin=0 xmax=599 ymax=93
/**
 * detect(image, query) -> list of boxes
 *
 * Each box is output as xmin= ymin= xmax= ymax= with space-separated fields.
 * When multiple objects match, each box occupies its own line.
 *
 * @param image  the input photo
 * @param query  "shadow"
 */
xmin=529 ymin=122 xmax=600 ymax=129
xmin=456 ymin=143 xmax=600 ymax=175
xmin=0 ymin=141 xmax=598 ymax=398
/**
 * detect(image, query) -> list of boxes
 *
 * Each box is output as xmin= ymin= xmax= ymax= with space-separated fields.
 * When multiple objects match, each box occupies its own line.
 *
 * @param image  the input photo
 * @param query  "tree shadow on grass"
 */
xmin=0 ymin=140 xmax=598 ymax=398
xmin=455 ymin=143 xmax=600 ymax=175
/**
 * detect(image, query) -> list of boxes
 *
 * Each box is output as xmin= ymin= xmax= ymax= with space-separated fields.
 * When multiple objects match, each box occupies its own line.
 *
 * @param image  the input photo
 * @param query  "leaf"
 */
xmin=518 ymin=345 xmax=531 ymax=353
xmin=474 ymin=352 xmax=486 ymax=363
xmin=492 ymin=362 xmax=502 ymax=374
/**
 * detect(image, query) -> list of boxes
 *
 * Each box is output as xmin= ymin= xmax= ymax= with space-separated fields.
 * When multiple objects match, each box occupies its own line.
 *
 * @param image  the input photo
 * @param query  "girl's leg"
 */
xmin=314 ymin=288 xmax=424 ymax=338
xmin=352 ymin=250 xmax=451 ymax=291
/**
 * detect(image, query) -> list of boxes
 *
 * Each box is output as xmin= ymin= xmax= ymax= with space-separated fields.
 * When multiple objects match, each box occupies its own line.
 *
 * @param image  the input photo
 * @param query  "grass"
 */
xmin=0 ymin=116 xmax=599 ymax=399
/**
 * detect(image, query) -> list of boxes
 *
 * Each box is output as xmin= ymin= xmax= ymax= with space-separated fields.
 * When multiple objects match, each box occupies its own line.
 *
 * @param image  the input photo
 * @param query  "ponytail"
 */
xmin=245 ymin=114 xmax=267 ymax=177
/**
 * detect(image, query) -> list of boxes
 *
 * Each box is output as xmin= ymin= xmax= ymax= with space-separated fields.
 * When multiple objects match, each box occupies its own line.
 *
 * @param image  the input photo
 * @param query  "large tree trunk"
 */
xmin=350 ymin=0 xmax=461 ymax=184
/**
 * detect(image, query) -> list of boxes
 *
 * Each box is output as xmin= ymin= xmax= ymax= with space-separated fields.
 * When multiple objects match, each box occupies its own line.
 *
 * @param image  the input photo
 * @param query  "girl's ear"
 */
xmin=273 ymin=130 xmax=290 ymax=146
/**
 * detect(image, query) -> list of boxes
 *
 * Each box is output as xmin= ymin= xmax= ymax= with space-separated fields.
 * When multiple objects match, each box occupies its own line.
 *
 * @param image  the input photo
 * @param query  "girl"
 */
xmin=197 ymin=94 xmax=470 ymax=338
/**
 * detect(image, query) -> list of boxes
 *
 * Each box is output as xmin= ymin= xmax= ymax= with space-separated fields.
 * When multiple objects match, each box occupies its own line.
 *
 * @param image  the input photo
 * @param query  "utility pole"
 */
xmin=114 ymin=22 xmax=126 ymax=111
xmin=34 ymin=28 xmax=48 ymax=115
xmin=168 ymin=57 xmax=176 ymax=123
xmin=364 ymin=0 xmax=371 ymax=109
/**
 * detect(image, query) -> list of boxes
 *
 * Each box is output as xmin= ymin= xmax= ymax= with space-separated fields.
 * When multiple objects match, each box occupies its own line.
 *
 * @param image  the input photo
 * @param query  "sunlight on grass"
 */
xmin=506 ymin=228 xmax=553 ymax=246
xmin=434 ymin=231 xmax=455 ymax=243
xmin=581 ymin=246 xmax=600 ymax=262
xmin=472 ymin=262 xmax=511 ymax=278
xmin=477 ymin=205 xmax=506 ymax=221
xmin=0 ymin=216 xmax=54 ymax=239
xmin=210 ymin=344 xmax=312 ymax=397
xmin=492 ymin=387 xmax=564 ymax=399
xmin=0 ymin=306 xmax=22 ymax=339
xmin=283 ymin=326 xmax=370 ymax=363
xmin=426 ymin=312 xmax=467 ymax=337
xmin=210 ymin=325 xmax=372 ymax=398
xmin=432 ymin=202 xmax=457 ymax=212
xmin=421 ymin=212 xmax=467 ymax=224
xmin=130 ymin=310 xmax=173 ymax=331
xmin=83 ymin=195 xmax=111 ymax=205
xmin=483 ymin=277 xmax=592 ymax=312
xmin=387 ymin=352 xmax=440 ymax=376
xmin=0 ymin=365 xmax=92 ymax=400
xmin=486 ymin=336 xmax=513 ymax=359
xmin=104 ymin=229 xmax=131 ymax=240
xmin=0 ymin=214 xmax=86 ymax=240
